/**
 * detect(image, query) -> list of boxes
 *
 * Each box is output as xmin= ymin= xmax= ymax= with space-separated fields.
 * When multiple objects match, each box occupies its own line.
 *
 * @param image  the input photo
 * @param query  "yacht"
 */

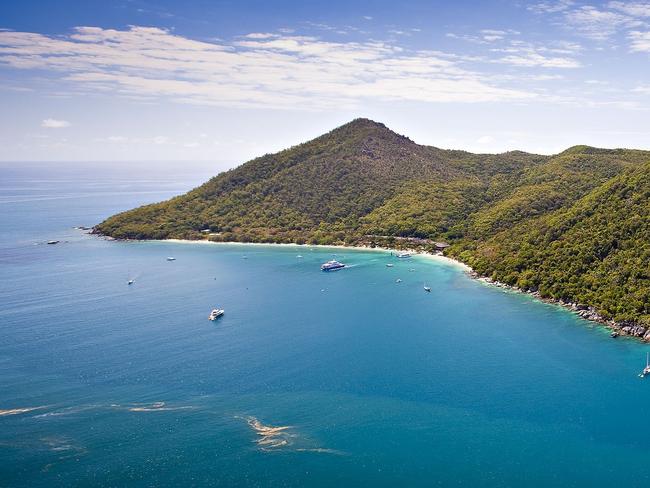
xmin=321 ymin=260 xmax=345 ymax=271
xmin=396 ymin=251 xmax=412 ymax=259
xmin=640 ymin=352 xmax=650 ymax=378
xmin=166 ymin=257 xmax=176 ymax=261
xmin=209 ymin=309 xmax=225 ymax=320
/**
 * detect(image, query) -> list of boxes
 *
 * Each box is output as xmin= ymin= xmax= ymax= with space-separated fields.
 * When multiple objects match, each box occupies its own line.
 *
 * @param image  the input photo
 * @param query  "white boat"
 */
xmin=209 ymin=309 xmax=225 ymax=320
xmin=639 ymin=352 xmax=650 ymax=378
xmin=321 ymin=260 xmax=345 ymax=271
xmin=128 ymin=279 xmax=134 ymax=285
xmin=396 ymin=252 xmax=412 ymax=259
xmin=396 ymin=279 xmax=402 ymax=283
xmin=386 ymin=263 xmax=394 ymax=268
xmin=166 ymin=257 xmax=176 ymax=261
xmin=47 ymin=240 xmax=60 ymax=245
xmin=424 ymin=284 xmax=431 ymax=292
xmin=297 ymin=255 xmax=303 ymax=258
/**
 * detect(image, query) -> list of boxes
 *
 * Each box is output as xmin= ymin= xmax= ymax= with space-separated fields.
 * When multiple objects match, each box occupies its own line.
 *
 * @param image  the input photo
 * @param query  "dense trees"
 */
xmin=96 ymin=118 xmax=650 ymax=324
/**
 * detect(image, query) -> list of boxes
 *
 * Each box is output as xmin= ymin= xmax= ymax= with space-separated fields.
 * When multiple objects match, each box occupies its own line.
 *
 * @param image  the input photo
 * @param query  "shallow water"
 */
xmin=1 ymin=165 xmax=650 ymax=487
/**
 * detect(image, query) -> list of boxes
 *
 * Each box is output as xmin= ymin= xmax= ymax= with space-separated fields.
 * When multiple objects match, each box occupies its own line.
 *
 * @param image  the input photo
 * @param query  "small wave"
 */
xmin=295 ymin=447 xmax=346 ymax=455
xmin=0 ymin=407 xmax=44 ymax=416
xmin=116 ymin=401 xmax=195 ymax=413
xmin=34 ymin=405 xmax=100 ymax=419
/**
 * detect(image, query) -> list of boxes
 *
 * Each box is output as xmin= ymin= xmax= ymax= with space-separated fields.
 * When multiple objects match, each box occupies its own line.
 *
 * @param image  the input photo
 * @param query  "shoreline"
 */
xmin=469 ymin=274 xmax=650 ymax=342
xmin=104 ymin=235 xmax=648 ymax=343
xmin=162 ymin=238 xmax=473 ymax=271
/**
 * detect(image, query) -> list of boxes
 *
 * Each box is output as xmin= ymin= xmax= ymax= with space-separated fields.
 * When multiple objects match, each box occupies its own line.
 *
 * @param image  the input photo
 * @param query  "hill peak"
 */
xmin=331 ymin=118 xmax=414 ymax=145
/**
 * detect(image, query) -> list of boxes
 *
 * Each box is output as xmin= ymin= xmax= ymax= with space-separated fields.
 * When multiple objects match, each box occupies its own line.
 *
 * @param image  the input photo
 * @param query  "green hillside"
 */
xmin=96 ymin=119 xmax=650 ymax=326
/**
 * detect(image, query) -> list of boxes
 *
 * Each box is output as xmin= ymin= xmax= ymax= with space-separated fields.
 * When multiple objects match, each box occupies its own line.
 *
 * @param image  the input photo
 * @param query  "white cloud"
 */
xmin=477 ymin=135 xmax=494 ymax=144
xmin=491 ymin=42 xmax=581 ymax=68
xmin=563 ymin=5 xmax=641 ymax=40
xmin=480 ymin=29 xmax=508 ymax=42
xmin=0 ymin=26 xmax=535 ymax=109
xmin=242 ymin=32 xmax=278 ymax=39
xmin=527 ymin=0 xmax=574 ymax=14
xmin=497 ymin=51 xmax=580 ymax=68
xmin=106 ymin=135 xmax=128 ymax=142
xmin=629 ymin=30 xmax=650 ymax=51
xmin=41 ymin=118 xmax=70 ymax=128
xmin=152 ymin=136 xmax=168 ymax=144
xmin=183 ymin=142 xmax=200 ymax=148
xmin=608 ymin=1 xmax=650 ymax=17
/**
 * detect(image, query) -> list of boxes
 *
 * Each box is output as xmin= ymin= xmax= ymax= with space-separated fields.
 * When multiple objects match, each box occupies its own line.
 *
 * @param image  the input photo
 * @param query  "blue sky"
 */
xmin=1 ymin=0 xmax=650 ymax=167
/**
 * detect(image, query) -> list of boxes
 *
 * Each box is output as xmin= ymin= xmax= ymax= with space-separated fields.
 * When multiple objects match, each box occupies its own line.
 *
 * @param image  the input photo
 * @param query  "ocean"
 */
xmin=1 ymin=163 xmax=650 ymax=487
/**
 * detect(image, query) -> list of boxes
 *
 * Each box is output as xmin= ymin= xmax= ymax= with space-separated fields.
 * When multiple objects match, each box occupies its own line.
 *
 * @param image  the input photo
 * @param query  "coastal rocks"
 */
xmin=467 ymin=270 xmax=650 ymax=344
xmin=629 ymin=325 xmax=646 ymax=337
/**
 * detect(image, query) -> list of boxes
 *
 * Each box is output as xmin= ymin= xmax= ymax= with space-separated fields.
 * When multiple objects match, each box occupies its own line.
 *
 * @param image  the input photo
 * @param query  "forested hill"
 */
xmin=96 ymin=118 xmax=650 ymax=326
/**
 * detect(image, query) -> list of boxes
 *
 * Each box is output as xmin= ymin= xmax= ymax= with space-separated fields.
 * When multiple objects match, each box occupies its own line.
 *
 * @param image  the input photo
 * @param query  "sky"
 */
xmin=1 ymin=0 xmax=650 ymax=168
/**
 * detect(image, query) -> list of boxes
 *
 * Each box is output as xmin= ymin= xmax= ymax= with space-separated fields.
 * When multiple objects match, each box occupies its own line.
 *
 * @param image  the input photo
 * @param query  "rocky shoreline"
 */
xmin=469 ymin=271 xmax=650 ymax=342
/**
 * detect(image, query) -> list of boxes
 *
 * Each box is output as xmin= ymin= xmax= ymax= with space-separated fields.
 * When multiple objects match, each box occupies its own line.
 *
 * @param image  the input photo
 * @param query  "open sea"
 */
xmin=1 ymin=163 xmax=650 ymax=487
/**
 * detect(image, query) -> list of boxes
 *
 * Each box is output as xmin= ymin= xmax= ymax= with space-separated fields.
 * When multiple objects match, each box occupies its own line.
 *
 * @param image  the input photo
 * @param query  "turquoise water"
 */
xmin=1 ymin=165 xmax=650 ymax=487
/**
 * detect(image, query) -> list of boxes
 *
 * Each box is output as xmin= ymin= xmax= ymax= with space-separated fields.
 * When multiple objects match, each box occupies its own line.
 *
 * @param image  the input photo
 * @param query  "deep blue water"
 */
xmin=1 ymin=164 xmax=650 ymax=487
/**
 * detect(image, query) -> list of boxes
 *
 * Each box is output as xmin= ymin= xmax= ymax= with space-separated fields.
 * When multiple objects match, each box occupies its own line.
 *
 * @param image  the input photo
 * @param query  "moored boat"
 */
xmin=209 ymin=309 xmax=225 ymax=320
xmin=639 ymin=352 xmax=650 ymax=377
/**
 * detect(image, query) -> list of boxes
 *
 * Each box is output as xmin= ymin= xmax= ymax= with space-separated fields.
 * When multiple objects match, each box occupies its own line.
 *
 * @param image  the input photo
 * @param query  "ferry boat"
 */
xmin=321 ymin=260 xmax=345 ymax=271
xmin=396 ymin=252 xmax=412 ymax=259
xmin=640 ymin=352 xmax=650 ymax=378
xmin=209 ymin=309 xmax=225 ymax=320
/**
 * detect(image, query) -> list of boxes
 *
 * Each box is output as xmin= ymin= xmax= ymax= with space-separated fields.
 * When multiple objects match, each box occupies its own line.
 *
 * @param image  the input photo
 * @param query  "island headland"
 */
xmin=94 ymin=118 xmax=650 ymax=340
